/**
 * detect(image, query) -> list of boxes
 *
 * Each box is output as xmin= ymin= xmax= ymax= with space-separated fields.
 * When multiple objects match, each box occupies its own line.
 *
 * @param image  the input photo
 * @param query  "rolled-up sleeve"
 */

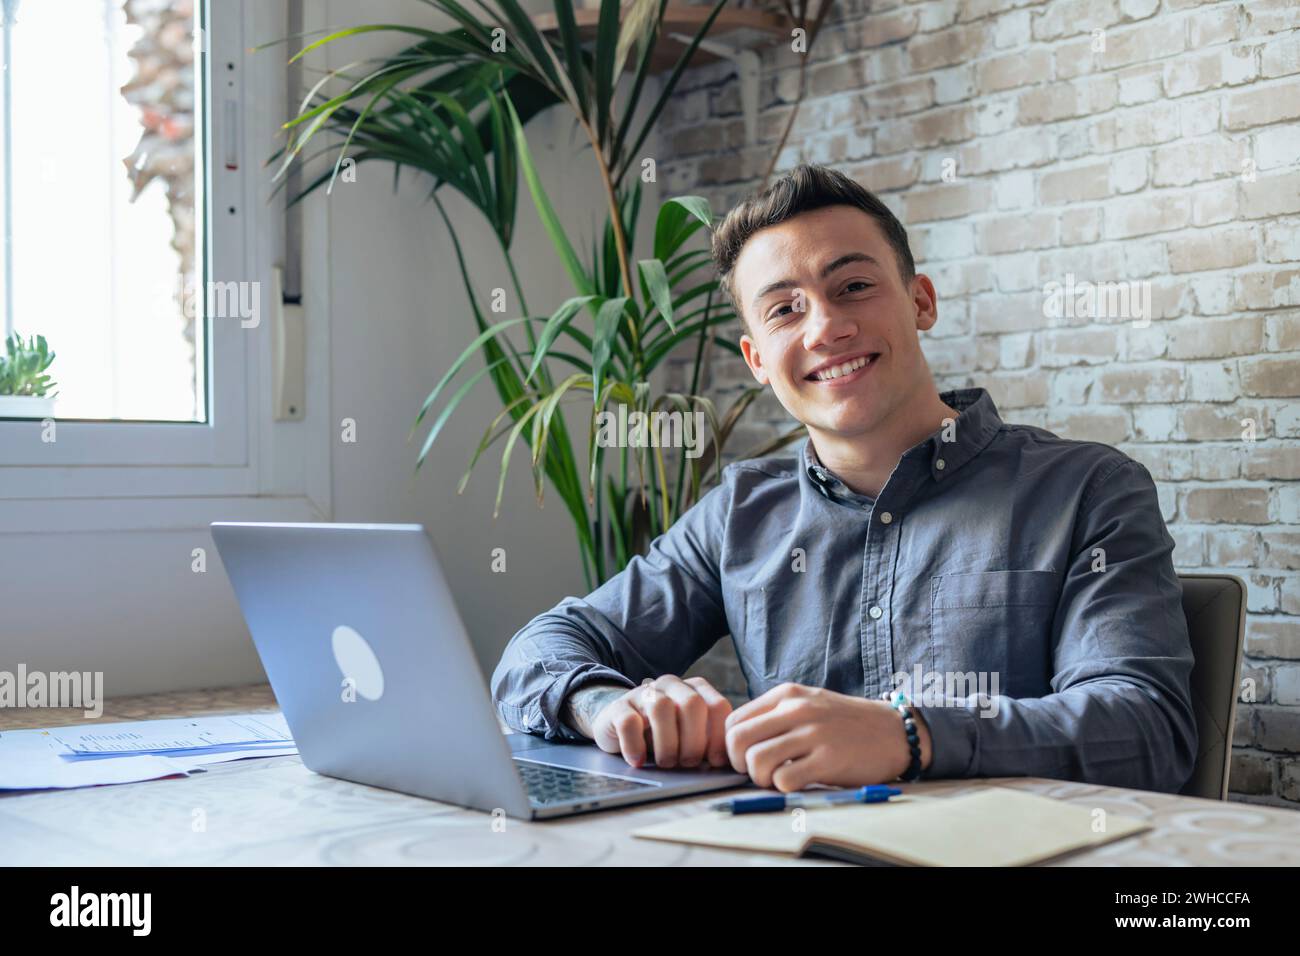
xmin=916 ymin=458 xmax=1199 ymax=794
xmin=490 ymin=469 xmax=734 ymax=742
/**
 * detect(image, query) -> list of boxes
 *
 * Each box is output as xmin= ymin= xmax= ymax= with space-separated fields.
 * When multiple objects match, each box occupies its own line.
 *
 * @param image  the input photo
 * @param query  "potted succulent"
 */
xmin=0 ymin=333 xmax=58 ymax=418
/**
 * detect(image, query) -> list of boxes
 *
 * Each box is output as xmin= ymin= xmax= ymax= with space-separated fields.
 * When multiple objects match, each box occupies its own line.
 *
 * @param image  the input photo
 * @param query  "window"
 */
xmin=1 ymin=0 xmax=204 ymax=422
xmin=0 ymin=0 xmax=324 ymax=518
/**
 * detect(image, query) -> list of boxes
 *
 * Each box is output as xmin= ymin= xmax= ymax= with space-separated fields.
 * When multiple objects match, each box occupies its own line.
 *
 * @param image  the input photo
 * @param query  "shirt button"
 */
xmin=879 ymin=511 xmax=893 ymax=524
xmin=869 ymin=605 xmax=883 ymax=619
xmin=936 ymin=459 xmax=946 ymax=470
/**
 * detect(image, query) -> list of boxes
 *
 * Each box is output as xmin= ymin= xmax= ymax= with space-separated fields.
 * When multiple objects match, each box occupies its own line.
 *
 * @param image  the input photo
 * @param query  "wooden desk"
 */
xmin=4 ymin=685 xmax=1300 ymax=866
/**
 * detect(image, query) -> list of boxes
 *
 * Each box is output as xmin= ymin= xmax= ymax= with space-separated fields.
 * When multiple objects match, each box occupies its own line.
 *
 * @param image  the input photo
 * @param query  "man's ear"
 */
xmin=739 ymin=332 xmax=770 ymax=386
xmin=910 ymin=273 xmax=939 ymax=332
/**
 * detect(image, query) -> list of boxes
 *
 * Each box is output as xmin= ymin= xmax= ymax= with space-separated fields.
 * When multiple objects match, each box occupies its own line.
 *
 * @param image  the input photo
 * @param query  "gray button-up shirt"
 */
xmin=490 ymin=387 xmax=1198 ymax=794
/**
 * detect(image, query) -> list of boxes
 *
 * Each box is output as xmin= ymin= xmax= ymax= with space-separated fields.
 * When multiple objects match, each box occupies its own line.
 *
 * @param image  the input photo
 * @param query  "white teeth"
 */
xmin=813 ymin=355 xmax=872 ymax=381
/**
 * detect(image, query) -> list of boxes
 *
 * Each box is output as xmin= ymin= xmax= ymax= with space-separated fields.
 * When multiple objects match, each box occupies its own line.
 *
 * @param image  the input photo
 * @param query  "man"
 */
xmin=491 ymin=163 xmax=1198 ymax=795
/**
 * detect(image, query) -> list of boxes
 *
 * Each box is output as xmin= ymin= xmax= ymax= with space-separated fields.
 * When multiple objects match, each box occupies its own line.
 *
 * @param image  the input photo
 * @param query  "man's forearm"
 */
xmin=915 ymin=681 xmax=1196 ymax=791
xmin=561 ymin=682 xmax=631 ymax=738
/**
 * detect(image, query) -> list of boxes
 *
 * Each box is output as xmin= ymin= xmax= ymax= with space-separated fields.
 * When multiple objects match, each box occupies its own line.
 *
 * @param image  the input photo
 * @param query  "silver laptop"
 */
xmin=210 ymin=522 xmax=749 ymax=819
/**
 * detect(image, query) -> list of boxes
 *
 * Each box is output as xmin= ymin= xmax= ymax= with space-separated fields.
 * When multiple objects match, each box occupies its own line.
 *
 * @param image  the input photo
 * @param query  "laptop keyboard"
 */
xmin=514 ymin=758 xmax=657 ymax=807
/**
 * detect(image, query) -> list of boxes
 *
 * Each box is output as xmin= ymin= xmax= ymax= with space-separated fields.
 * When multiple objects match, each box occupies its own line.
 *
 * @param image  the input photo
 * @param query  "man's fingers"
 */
xmin=725 ymin=681 xmax=798 ymax=730
xmin=603 ymin=675 xmax=737 ymax=771
xmin=685 ymin=677 xmax=733 ymax=767
xmin=632 ymin=681 xmax=681 ymax=768
xmin=607 ymin=705 xmax=647 ymax=767
xmin=725 ymin=700 xmax=806 ymax=774
xmin=742 ymin=727 xmax=815 ymax=788
xmin=653 ymin=679 xmax=711 ymax=767
xmin=770 ymin=749 xmax=820 ymax=793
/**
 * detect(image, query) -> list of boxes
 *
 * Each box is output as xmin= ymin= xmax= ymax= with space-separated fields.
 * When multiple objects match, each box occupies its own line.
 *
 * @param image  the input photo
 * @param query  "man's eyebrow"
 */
xmin=750 ymin=252 xmax=882 ymax=309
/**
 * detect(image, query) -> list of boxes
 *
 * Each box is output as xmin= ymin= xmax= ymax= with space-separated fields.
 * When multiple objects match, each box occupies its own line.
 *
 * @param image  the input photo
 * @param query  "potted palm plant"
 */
xmin=0 ymin=333 xmax=58 ymax=418
xmin=269 ymin=0 xmax=814 ymax=589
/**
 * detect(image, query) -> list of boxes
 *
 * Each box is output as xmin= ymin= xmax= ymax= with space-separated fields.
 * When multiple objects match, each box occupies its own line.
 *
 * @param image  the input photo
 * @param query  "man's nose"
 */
xmin=802 ymin=296 xmax=857 ymax=349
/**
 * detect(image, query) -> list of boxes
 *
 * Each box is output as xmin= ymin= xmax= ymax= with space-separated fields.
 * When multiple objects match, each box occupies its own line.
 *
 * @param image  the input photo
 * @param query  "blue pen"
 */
xmin=710 ymin=785 xmax=902 ymax=814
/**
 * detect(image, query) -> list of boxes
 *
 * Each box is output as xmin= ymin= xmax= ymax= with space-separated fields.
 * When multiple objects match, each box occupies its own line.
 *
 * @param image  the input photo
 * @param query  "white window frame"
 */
xmin=0 ymin=0 xmax=329 ymax=527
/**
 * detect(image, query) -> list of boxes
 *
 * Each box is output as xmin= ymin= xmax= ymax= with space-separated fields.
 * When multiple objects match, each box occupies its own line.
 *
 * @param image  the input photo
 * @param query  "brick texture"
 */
xmin=658 ymin=0 xmax=1300 ymax=807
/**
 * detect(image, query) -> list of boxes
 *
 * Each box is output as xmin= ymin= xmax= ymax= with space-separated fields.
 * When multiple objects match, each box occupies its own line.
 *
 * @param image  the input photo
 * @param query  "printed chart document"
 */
xmin=0 ymin=713 xmax=297 ymax=791
xmin=48 ymin=713 xmax=291 ymax=755
xmin=0 ymin=730 xmax=193 ymax=790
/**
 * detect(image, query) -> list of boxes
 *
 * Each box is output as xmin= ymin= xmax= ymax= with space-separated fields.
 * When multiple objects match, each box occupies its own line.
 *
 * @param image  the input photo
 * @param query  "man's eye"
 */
xmin=844 ymin=281 xmax=873 ymax=293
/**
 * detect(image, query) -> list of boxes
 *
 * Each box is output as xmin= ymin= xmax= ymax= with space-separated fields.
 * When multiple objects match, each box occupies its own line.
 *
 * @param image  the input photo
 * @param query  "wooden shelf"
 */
xmin=530 ymin=5 xmax=788 ymax=74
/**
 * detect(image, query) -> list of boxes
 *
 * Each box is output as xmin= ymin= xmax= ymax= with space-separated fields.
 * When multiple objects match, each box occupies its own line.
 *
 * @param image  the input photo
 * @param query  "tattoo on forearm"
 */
xmin=563 ymin=684 xmax=629 ymax=738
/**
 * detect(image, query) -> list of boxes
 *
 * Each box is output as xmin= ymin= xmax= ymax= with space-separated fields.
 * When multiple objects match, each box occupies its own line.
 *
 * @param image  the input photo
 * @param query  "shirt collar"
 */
xmin=803 ymin=439 xmax=874 ymax=504
xmin=802 ymin=387 xmax=1004 ymax=493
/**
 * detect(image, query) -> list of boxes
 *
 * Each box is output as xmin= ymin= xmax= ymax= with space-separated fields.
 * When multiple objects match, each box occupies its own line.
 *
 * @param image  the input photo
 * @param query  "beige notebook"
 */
xmin=633 ymin=787 xmax=1150 ymax=866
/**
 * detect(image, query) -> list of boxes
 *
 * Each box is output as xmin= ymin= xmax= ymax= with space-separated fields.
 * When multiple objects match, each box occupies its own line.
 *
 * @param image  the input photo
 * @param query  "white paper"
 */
xmin=48 ymin=713 xmax=292 ymax=755
xmin=58 ymin=740 xmax=291 ymax=762
xmin=175 ymin=746 xmax=298 ymax=766
xmin=0 ymin=729 xmax=196 ymax=790
xmin=1 ymin=713 xmax=298 ymax=791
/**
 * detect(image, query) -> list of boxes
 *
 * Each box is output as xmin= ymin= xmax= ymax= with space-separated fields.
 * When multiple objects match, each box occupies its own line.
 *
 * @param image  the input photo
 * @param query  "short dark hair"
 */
xmin=710 ymin=163 xmax=916 ymax=331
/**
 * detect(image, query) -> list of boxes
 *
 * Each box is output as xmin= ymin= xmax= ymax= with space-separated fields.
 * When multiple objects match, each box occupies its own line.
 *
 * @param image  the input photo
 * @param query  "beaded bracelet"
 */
xmin=883 ymin=689 xmax=923 ymax=782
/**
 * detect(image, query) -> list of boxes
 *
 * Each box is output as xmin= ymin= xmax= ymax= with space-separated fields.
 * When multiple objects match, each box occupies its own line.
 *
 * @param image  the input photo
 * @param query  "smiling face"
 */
xmin=734 ymin=204 xmax=940 ymax=444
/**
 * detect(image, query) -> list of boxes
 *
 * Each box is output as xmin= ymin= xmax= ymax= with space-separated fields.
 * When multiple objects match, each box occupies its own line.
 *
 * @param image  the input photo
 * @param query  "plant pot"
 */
xmin=0 ymin=394 xmax=56 ymax=418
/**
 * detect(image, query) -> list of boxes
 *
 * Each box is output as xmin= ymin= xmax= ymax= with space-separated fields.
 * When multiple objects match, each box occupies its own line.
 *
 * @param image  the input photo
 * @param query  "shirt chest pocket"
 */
xmin=929 ymin=570 xmax=1059 ymax=697
xmin=741 ymin=586 xmax=828 ymax=692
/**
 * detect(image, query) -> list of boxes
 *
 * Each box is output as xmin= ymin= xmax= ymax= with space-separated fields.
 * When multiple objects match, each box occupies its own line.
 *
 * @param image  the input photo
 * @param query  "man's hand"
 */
xmin=724 ymin=683 xmax=933 ymax=792
xmin=562 ymin=676 xmax=733 ymax=769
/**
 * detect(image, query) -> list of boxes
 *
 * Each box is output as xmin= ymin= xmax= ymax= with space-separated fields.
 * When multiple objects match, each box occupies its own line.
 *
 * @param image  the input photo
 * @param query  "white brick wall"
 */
xmin=659 ymin=0 xmax=1300 ymax=805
